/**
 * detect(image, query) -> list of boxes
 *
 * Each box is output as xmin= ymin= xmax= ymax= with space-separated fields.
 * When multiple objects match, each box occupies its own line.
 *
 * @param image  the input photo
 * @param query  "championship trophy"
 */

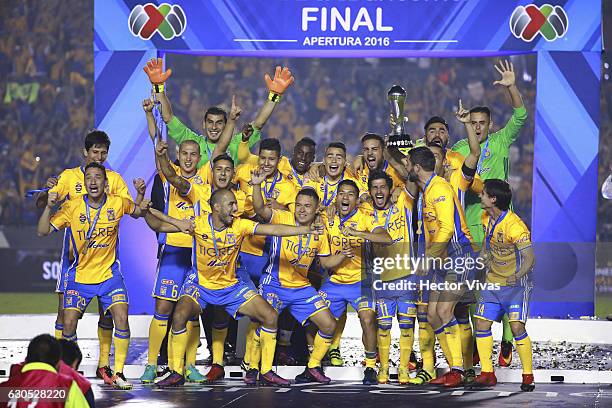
xmin=386 ymin=85 xmax=413 ymax=154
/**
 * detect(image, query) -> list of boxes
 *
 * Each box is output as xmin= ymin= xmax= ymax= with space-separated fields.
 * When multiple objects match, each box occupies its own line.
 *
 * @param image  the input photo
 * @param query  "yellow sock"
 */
xmin=443 ymin=318 xmax=464 ymax=370
xmin=434 ymin=325 xmax=451 ymax=366
xmin=475 ymin=329 xmax=494 ymax=372
xmin=113 ymin=328 xmax=130 ymax=373
xmin=308 ymin=330 xmax=333 ymax=368
xmin=259 ymin=326 xmax=277 ymax=374
xmin=399 ymin=325 xmax=415 ymax=369
xmin=54 ymin=322 xmax=63 ymax=340
xmin=243 ymin=321 xmax=259 ymax=366
xmin=171 ymin=328 xmax=188 ymax=374
xmin=167 ymin=330 xmax=175 ymax=371
xmin=186 ymin=318 xmax=200 ymax=367
xmin=147 ymin=314 xmax=169 ymax=365
xmin=250 ymin=329 xmax=262 ymax=370
xmin=458 ymin=321 xmax=473 ymax=369
xmin=514 ymin=332 xmax=533 ymax=374
xmin=212 ymin=325 xmax=228 ymax=366
xmin=364 ymin=351 xmax=377 ymax=369
xmin=331 ymin=312 xmax=347 ymax=349
xmin=418 ymin=320 xmax=435 ymax=374
xmin=98 ymin=323 xmax=113 ymax=368
xmin=377 ymin=327 xmax=391 ymax=369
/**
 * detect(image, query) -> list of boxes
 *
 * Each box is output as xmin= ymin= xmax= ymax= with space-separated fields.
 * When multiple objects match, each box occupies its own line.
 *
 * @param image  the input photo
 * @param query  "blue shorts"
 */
xmin=63 ymin=267 xmax=128 ymax=315
xmin=261 ymin=284 xmax=328 ymax=326
xmin=236 ymin=252 xmax=269 ymax=291
xmin=374 ymin=278 xmax=417 ymax=321
xmin=432 ymin=250 xmax=477 ymax=284
xmin=180 ymin=280 xmax=259 ymax=319
xmin=56 ymin=229 xmax=75 ymax=293
xmin=318 ymin=279 xmax=374 ymax=319
xmin=474 ymin=284 xmax=533 ymax=323
xmin=152 ymin=245 xmax=192 ymax=301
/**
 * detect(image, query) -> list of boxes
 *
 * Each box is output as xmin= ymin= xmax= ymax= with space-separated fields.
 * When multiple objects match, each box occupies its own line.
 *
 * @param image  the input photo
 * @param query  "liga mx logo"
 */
xmin=128 ymin=3 xmax=186 ymax=40
xmin=510 ymin=4 xmax=568 ymax=42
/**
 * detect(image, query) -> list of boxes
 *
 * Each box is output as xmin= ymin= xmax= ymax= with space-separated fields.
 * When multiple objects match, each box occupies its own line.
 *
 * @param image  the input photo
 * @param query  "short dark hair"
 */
xmin=296 ymin=187 xmax=320 ymax=204
xmin=367 ymin=170 xmax=393 ymax=191
xmin=84 ymin=162 xmax=107 ymax=180
xmin=424 ymin=116 xmax=448 ymax=132
xmin=59 ymin=339 xmax=82 ymax=368
xmin=484 ymin=179 xmax=512 ymax=211
xmin=408 ymin=146 xmax=436 ymax=172
xmin=326 ymin=142 xmax=346 ymax=153
xmin=296 ymin=137 xmax=316 ymax=150
xmin=361 ymin=133 xmax=385 ymax=147
xmin=469 ymin=106 xmax=491 ymax=119
xmin=209 ymin=188 xmax=234 ymax=208
xmin=179 ymin=140 xmax=201 ymax=154
xmin=85 ymin=129 xmax=111 ymax=151
xmin=204 ymin=107 xmax=227 ymax=124
xmin=212 ymin=153 xmax=234 ymax=167
xmin=26 ymin=334 xmax=61 ymax=367
xmin=259 ymin=138 xmax=282 ymax=156
xmin=337 ymin=179 xmax=359 ymax=195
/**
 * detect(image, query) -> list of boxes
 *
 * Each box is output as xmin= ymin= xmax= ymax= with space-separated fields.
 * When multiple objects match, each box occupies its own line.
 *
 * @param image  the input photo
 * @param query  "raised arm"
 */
xmin=341 ymin=225 xmax=393 ymax=244
xmin=143 ymin=58 xmax=174 ymax=123
xmin=250 ymin=168 xmax=273 ymax=222
xmin=493 ymin=60 xmax=523 ymax=109
xmin=455 ymin=99 xmax=481 ymax=170
xmin=155 ymin=140 xmax=190 ymax=196
xmin=254 ymin=223 xmax=321 ymax=237
xmin=35 ymin=176 xmax=59 ymax=209
xmin=251 ymin=66 xmax=295 ymax=130
xmin=145 ymin=207 xmax=194 ymax=233
xmin=37 ymin=192 xmax=59 ymax=236
xmin=143 ymin=98 xmax=158 ymax=143
xmin=211 ymin=95 xmax=241 ymax=159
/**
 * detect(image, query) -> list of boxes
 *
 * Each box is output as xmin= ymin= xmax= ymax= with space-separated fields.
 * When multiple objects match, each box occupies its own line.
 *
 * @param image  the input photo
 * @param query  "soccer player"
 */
xmin=37 ymin=162 xmax=151 ymax=389
xmin=451 ymin=60 xmax=527 ymax=365
xmin=318 ymin=180 xmax=393 ymax=384
xmin=146 ymin=188 xmax=324 ymax=387
xmin=357 ymin=133 xmax=406 ymax=190
xmin=249 ymin=170 xmax=353 ymax=383
xmin=144 ymin=58 xmax=294 ymax=167
xmin=282 ymin=137 xmax=317 ymax=189
xmin=365 ymin=170 xmax=415 ymax=384
xmin=404 ymin=147 xmax=475 ymax=388
xmin=473 ymin=179 xmax=535 ymax=392
xmin=35 ymin=130 xmax=139 ymax=385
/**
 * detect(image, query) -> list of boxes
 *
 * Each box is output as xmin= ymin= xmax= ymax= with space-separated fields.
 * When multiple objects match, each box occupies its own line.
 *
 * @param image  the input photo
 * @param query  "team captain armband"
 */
xmin=153 ymin=83 xmax=165 ymax=93
xmin=268 ymin=91 xmax=282 ymax=103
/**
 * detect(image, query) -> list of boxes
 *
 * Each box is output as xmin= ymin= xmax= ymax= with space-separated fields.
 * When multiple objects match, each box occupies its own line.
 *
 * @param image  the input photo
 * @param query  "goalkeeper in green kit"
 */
xmin=451 ymin=60 xmax=527 ymax=368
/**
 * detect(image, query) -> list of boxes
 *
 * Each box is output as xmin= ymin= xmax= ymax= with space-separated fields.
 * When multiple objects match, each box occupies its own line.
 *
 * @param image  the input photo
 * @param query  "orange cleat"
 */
xmin=520 ymin=373 xmax=535 ymax=392
xmin=443 ymin=369 xmax=464 ymax=388
xmin=472 ymin=371 xmax=497 ymax=387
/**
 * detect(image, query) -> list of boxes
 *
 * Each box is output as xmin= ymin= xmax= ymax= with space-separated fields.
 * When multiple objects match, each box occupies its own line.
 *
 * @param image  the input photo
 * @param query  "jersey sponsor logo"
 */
xmin=160 ymin=286 xmax=167 ymax=296
xmin=433 ymin=196 xmax=446 ymax=203
xmin=161 ymin=279 xmax=174 ymax=285
xmin=243 ymin=289 xmax=257 ymax=300
xmin=66 ymin=290 xmax=78 ymax=296
xmin=87 ymin=240 xmax=110 ymax=249
xmin=201 ymin=234 xmax=208 ymax=240
xmin=75 ymin=182 xmax=83 ymax=193
xmin=112 ymin=293 xmax=126 ymax=303
xmin=107 ymin=208 xmax=116 ymax=221
xmin=358 ymin=301 xmax=370 ymax=310
xmin=509 ymin=312 xmax=520 ymax=320
xmin=176 ymin=201 xmax=193 ymax=210
xmin=314 ymin=300 xmax=326 ymax=309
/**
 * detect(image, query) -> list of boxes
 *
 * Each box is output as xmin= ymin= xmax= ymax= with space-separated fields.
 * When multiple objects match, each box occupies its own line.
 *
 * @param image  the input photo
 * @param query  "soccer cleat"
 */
xmin=443 ymin=369 xmax=464 ymax=388
xmin=498 ymin=340 xmax=513 ymax=367
xmin=244 ymin=368 xmax=259 ymax=386
xmin=464 ymin=368 xmax=476 ymax=385
xmin=154 ymin=366 xmax=171 ymax=384
xmin=328 ymin=348 xmax=344 ymax=367
xmin=362 ymin=367 xmax=377 ymax=385
xmin=185 ymin=364 xmax=206 ymax=383
xmin=398 ymin=367 xmax=410 ymax=385
xmin=408 ymin=369 xmax=434 ymax=385
xmin=140 ymin=364 xmax=157 ymax=384
xmin=96 ymin=366 xmax=114 ymax=385
xmin=377 ymin=366 xmax=389 ymax=384
xmin=260 ymin=370 xmax=291 ymax=387
xmin=520 ymin=374 xmax=535 ymax=392
xmin=408 ymin=351 xmax=418 ymax=371
xmin=205 ymin=364 xmax=225 ymax=383
xmin=471 ymin=371 xmax=497 ymax=388
xmin=429 ymin=371 xmax=450 ymax=385
xmin=295 ymin=367 xmax=331 ymax=384
xmin=156 ymin=371 xmax=185 ymax=387
xmin=112 ymin=372 xmax=133 ymax=390
xmin=472 ymin=340 xmax=480 ymax=366
xmin=240 ymin=360 xmax=250 ymax=372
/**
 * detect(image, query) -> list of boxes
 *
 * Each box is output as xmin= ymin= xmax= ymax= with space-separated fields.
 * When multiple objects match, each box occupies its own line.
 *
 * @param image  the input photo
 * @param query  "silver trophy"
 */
xmin=387 ymin=85 xmax=413 ymax=152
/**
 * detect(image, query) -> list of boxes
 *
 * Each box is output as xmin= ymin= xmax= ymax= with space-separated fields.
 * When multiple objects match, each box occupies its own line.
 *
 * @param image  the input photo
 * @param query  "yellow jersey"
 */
xmin=279 ymin=156 xmax=308 ymax=189
xmin=191 ymin=213 xmax=259 ymax=290
xmin=417 ymin=175 xmax=474 ymax=259
xmin=447 ymin=169 xmax=484 ymax=209
xmin=50 ymin=195 xmax=135 ymax=284
xmin=323 ymin=209 xmax=384 ymax=284
xmin=356 ymin=161 xmax=405 ymax=191
xmin=185 ymin=183 xmax=247 ymax=217
xmin=260 ymin=210 xmax=331 ymax=288
xmin=50 ymin=166 xmax=131 ymax=201
xmin=304 ymin=168 xmax=362 ymax=207
xmin=482 ymin=210 xmax=532 ymax=286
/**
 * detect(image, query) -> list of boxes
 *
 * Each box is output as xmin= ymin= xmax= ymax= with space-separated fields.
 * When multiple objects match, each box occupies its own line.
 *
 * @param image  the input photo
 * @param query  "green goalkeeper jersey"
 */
xmin=451 ymin=105 xmax=528 ymax=243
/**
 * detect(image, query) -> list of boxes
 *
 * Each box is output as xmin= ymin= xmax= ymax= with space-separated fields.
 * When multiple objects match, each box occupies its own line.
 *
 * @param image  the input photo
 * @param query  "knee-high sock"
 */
xmin=418 ymin=318 xmax=435 ymax=374
xmin=514 ymin=331 xmax=533 ymax=374
xmin=308 ymin=330 xmax=333 ymax=368
xmin=457 ymin=317 xmax=473 ymax=369
xmin=186 ymin=317 xmax=200 ymax=367
xmin=98 ymin=322 xmax=113 ymax=368
xmin=475 ymin=329 xmax=494 ymax=372
xmin=443 ymin=317 xmax=464 ymax=370
xmin=171 ymin=328 xmax=188 ymax=374
xmin=330 ymin=312 xmax=346 ymax=350
xmin=54 ymin=322 xmax=63 ymax=340
xmin=377 ymin=327 xmax=391 ymax=368
xmin=501 ymin=314 xmax=513 ymax=342
xmin=147 ymin=313 xmax=169 ymax=365
xmin=243 ymin=321 xmax=259 ymax=366
xmin=259 ymin=326 xmax=277 ymax=374
xmin=167 ymin=330 xmax=175 ymax=371
xmin=433 ymin=325 xmax=451 ymax=366
xmin=250 ymin=327 xmax=262 ymax=371
xmin=212 ymin=322 xmax=229 ymax=366
xmin=399 ymin=325 xmax=415 ymax=369
xmin=113 ymin=328 xmax=130 ymax=373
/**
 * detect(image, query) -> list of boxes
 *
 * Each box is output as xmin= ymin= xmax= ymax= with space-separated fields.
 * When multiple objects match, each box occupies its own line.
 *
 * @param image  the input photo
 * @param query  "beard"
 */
xmin=408 ymin=169 xmax=419 ymax=183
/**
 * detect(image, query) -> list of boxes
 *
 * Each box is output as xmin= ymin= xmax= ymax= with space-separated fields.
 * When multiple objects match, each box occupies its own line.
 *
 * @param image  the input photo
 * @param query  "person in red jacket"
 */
xmin=58 ymin=340 xmax=94 ymax=408
xmin=1 ymin=334 xmax=88 ymax=408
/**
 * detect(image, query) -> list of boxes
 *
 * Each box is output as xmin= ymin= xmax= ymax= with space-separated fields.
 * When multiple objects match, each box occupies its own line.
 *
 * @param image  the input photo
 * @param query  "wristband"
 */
xmin=153 ymin=83 xmax=165 ymax=93
xmin=268 ymin=91 xmax=282 ymax=103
